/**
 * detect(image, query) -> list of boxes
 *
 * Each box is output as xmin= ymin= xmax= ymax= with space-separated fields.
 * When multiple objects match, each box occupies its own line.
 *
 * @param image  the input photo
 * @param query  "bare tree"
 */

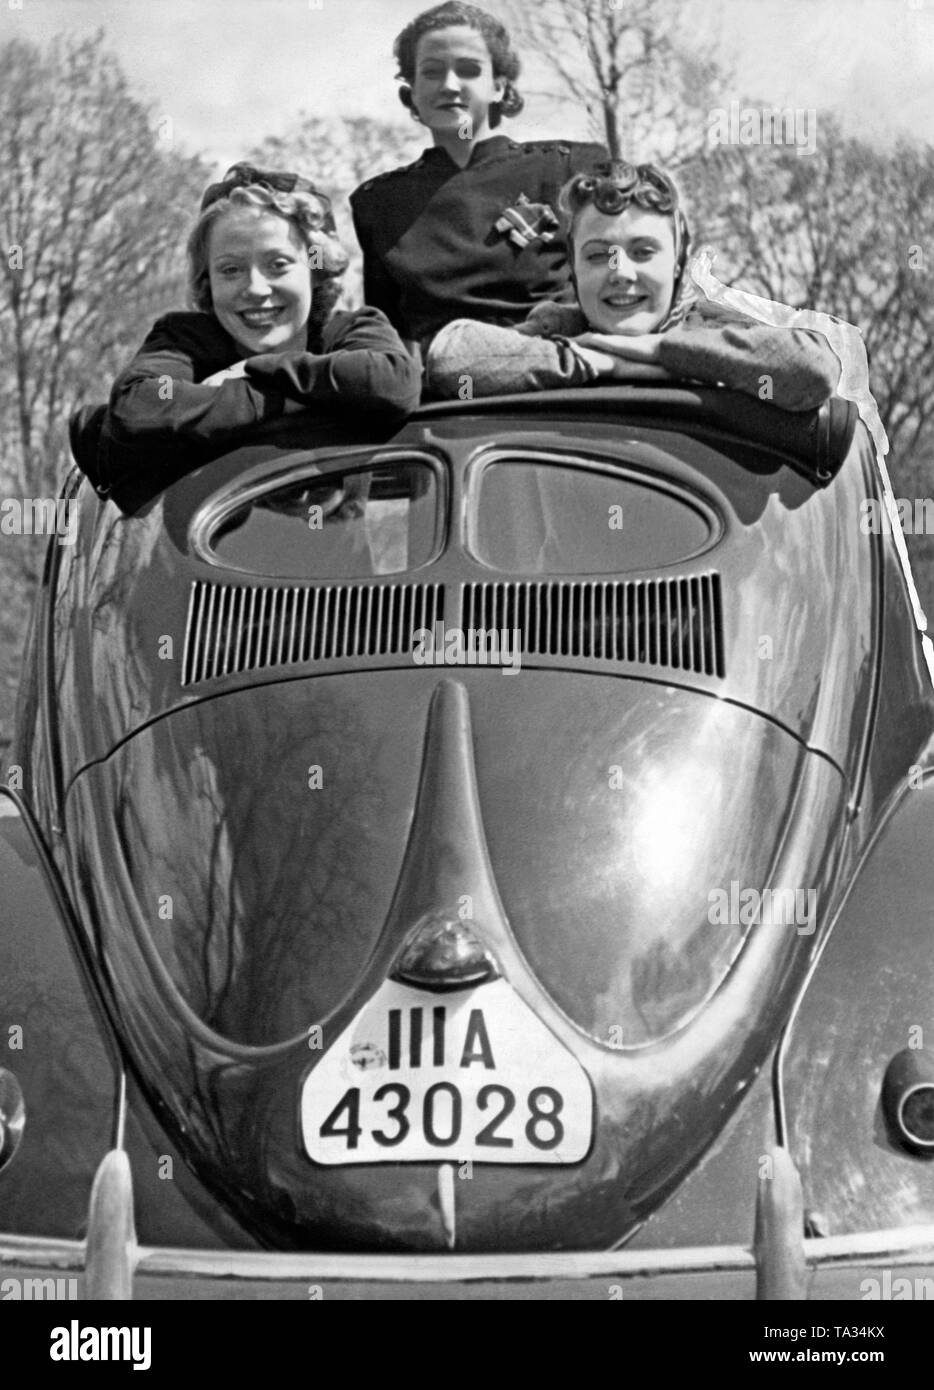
xmin=0 ymin=30 xmax=210 ymax=756
xmin=689 ymin=121 xmax=934 ymax=455
xmin=0 ymin=31 xmax=210 ymax=509
xmin=503 ymin=0 xmax=729 ymax=165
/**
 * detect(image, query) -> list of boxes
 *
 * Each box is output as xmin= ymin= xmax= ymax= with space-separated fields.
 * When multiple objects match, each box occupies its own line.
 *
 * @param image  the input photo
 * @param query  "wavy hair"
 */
xmin=187 ymin=183 xmax=349 ymax=349
xmin=394 ymin=2 xmax=523 ymax=126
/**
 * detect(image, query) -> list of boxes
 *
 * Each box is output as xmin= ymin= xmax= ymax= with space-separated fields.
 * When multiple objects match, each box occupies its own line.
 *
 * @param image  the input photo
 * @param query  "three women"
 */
xmin=96 ymin=1 xmax=840 ymax=489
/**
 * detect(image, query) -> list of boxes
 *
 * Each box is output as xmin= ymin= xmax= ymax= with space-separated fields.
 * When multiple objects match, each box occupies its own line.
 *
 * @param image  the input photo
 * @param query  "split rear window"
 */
xmin=471 ymin=458 xmax=713 ymax=573
xmin=209 ymin=460 xmax=439 ymax=579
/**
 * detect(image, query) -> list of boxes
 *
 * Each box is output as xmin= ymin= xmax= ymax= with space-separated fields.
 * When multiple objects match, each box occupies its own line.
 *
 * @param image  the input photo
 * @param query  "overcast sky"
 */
xmin=3 ymin=0 xmax=932 ymax=171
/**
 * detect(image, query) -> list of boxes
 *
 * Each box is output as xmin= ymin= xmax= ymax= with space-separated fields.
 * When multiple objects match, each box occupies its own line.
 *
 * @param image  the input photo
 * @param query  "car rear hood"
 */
xmin=63 ymin=670 xmax=848 ymax=1250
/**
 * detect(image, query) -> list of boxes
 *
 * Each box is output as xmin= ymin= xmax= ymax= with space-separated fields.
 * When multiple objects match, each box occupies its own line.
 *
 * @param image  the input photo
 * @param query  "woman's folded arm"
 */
xmin=108 ymin=306 xmax=420 ymax=452
xmin=243 ymin=306 xmax=421 ymax=418
xmin=426 ymin=318 xmax=599 ymax=398
xmin=657 ymin=321 xmax=842 ymax=412
xmin=107 ymin=312 xmax=286 ymax=447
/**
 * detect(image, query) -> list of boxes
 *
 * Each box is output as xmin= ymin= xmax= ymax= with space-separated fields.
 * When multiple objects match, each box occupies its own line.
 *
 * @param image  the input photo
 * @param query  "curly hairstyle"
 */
xmin=187 ymin=183 xmax=349 ymax=350
xmin=393 ymin=2 xmax=523 ymax=126
xmin=559 ymin=161 xmax=694 ymax=327
xmin=561 ymin=161 xmax=683 ymax=232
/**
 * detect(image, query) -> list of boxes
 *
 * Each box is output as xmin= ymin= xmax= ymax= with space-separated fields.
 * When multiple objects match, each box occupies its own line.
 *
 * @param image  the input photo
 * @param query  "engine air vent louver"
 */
xmin=182 ymin=580 xmax=445 ymax=686
xmin=461 ymin=575 xmax=724 ymax=677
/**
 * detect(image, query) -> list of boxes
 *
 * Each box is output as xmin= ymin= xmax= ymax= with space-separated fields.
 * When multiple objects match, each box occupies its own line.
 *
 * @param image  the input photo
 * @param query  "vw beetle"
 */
xmin=3 ymin=382 xmax=934 ymax=1300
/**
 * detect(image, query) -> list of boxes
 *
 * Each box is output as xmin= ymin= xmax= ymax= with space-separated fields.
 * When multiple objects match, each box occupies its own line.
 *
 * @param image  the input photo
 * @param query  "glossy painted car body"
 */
xmin=3 ymin=384 xmax=934 ymax=1298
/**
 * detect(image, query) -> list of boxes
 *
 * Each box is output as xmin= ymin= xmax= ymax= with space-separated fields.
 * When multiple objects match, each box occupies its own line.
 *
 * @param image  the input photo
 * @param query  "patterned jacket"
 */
xmin=425 ymin=298 xmax=842 ymax=413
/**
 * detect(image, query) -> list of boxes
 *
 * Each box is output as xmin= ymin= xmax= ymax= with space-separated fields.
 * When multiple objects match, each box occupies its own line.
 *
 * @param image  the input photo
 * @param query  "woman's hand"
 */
xmin=201 ymin=360 xmax=250 ymax=387
xmin=202 ymin=360 xmax=308 ymax=412
xmin=572 ymin=332 xmax=665 ymax=364
xmin=570 ymin=340 xmax=673 ymax=382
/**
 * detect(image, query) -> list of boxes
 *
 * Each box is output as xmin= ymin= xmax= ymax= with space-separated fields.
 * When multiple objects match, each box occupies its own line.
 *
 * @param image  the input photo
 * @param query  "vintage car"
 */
xmin=2 ymin=382 xmax=934 ymax=1301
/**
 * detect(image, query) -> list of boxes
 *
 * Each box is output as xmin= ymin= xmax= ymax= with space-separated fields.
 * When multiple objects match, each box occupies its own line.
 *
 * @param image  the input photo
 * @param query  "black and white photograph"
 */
xmin=1 ymin=0 xmax=933 ymax=1341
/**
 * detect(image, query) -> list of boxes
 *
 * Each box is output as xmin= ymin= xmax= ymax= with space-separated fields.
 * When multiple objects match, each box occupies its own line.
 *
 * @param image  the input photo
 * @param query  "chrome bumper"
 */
xmin=3 ymin=1225 xmax=934 ymax=1300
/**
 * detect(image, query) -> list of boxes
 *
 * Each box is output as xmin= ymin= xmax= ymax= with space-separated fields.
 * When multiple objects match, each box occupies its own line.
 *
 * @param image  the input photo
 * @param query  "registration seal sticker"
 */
xmin=301 ymin=978 xmax=593 ymax=1165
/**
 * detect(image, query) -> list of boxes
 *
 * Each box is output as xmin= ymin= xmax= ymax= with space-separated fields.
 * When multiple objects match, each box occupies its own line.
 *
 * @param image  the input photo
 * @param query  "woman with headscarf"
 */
xmin=425 ymin=161 xmax=841 ymax=411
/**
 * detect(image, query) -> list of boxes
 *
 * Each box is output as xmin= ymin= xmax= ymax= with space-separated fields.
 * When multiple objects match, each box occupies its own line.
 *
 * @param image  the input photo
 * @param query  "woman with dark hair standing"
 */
xmin=351 ymin=2 xmax=607 ymax=352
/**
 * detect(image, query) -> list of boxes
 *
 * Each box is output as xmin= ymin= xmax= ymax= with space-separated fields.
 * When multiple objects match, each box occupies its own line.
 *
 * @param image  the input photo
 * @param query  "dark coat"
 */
xmin=351 ymin=136 xmax=607 ymax=345
xmin=73 ymin=306 xmax=419 ymax=506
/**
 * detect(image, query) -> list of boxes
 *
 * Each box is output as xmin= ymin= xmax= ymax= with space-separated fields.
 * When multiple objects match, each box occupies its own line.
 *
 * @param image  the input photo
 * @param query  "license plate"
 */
xmin=301 ymin=978 xmax=593 ymax=1165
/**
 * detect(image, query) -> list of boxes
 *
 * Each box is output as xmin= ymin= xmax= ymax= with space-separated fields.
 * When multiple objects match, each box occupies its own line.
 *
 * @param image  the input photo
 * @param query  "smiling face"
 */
xmin=574 ymin=204 xmax=678 ymax=336
xmin=208 ymin=208 xmax=313 ymax=356
xmin=411 ymin=25 xmax=505 ymax=143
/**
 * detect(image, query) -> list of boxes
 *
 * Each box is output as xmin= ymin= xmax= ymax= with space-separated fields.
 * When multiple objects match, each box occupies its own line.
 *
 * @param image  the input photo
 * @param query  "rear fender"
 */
xmin=0 ymin=793 xmax=256 ymax=1250
xmin=783 ymin=768 xmax=934 ymax=1258
xmin=0 ymin=793 xmax=116 ymax=1237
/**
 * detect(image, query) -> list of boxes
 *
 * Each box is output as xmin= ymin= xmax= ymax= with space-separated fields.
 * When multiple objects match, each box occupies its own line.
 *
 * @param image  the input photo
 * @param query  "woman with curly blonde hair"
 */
xmin=103 ymin=163 xmax=419 ymax=486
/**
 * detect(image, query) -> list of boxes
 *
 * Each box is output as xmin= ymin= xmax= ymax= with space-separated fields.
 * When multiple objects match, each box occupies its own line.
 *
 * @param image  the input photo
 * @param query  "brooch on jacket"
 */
xmin=494 ymin=194 xmax=560 ymax=249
